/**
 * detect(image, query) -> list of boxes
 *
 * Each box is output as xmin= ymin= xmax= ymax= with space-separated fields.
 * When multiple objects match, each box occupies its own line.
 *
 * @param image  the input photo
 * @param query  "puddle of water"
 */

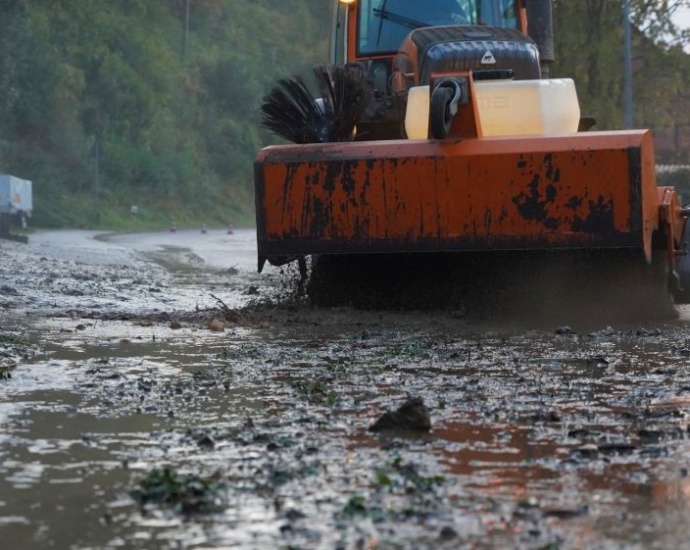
xmin=104 ymin=228 xmax=259 ymax=272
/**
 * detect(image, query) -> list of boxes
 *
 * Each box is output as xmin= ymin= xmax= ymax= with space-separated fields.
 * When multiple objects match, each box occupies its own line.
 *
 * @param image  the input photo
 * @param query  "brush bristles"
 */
xmin=261 ymin=64 xmax=371 ymax=144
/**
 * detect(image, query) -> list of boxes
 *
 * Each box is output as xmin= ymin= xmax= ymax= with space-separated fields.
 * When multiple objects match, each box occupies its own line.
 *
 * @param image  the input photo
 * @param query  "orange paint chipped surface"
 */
xmin=255 ymin=131 xmax=659 ymax=259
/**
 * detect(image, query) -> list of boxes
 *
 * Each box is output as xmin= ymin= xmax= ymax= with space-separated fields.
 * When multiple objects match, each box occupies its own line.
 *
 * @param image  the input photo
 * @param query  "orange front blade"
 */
xmin=255 ymin=130 xmax=658 ymax=266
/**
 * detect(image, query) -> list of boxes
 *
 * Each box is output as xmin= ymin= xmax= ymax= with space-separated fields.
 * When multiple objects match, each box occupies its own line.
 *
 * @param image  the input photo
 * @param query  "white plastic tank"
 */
xmin=405 ymin=85 xmax=431 ymax=140
xmin=404 ymin=79 xmax=581 ymax=139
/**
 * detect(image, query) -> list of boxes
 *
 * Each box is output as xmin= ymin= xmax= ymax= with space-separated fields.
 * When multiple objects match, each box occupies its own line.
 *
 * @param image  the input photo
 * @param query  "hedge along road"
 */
xmin=2 ymin=229 xmax=690 ymax=549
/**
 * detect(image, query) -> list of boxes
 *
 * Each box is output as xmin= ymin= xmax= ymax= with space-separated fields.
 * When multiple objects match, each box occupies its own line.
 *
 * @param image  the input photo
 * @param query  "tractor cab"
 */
xmin=329 ymin=0 xmax=541 ymax=139
xmin=356 ymin=0 xmax=522 ymax=55
xmin=331 ymin=0 xmax=525 ymax=61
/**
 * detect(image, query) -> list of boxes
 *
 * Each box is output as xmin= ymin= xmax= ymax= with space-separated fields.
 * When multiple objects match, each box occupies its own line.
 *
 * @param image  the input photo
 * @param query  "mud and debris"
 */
xmin=369 ymin=397 xmax=432 ymax=432
xmin=131 ymin=466 xmax=227 ymax=516
xmin=3 ymin=229 xmax=690 ymax=548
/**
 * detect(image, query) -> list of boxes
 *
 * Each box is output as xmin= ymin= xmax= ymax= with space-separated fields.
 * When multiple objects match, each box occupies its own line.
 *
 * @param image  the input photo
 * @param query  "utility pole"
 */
xmin=92 ymin=137 xmax=100 ymax=224
xmin=623 ymin=0 xmax=633 ymax=129
xmin=182 ymin=0 xmax=190 ymax=61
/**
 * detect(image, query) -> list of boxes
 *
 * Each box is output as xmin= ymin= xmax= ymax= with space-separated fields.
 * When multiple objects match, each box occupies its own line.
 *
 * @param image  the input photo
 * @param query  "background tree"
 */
xmin=552 ymin=0 xmax=690 ymax=161
xmin=0 ymin=0 xmax=330 ymax=227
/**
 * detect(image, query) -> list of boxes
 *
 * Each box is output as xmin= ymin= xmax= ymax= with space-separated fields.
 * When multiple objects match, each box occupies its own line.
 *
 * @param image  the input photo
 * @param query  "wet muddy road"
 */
xmin=3 ymin=230 xmax=690 ymax=549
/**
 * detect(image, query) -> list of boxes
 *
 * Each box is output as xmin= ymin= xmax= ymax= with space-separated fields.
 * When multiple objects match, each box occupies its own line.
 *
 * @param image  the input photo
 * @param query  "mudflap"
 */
xmin=657 ymin=186 xmax=689 ymax=304
xmin=672 ymin=246 xmax=690 ymax=305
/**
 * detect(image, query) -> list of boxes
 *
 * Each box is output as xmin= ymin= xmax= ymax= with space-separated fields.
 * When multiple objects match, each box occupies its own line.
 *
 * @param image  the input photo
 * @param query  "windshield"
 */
xmin=358 ymin=0 xmax=518 ymax=55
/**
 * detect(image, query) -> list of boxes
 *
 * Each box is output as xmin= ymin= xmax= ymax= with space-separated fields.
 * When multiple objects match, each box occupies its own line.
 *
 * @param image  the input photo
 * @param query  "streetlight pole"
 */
xmin=623 ymin=0 xmax=633 ymax=129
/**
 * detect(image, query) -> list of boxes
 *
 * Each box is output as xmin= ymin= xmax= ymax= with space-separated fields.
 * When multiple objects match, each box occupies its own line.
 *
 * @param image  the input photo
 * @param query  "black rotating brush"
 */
xmin=261 ymin=64 xmax=371 ymax=144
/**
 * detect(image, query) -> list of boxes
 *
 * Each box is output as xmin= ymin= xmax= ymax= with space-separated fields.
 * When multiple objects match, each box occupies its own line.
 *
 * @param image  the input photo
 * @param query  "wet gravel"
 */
xmin=3 ymin=230 xmax=690 ymax=549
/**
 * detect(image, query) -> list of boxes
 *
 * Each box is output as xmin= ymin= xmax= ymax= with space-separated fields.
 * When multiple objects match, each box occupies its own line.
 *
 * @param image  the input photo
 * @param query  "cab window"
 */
xmin=480 ymin=0 xmax=517 ymax=28
xmin=357 ymin=0 xmax=517 ymax=55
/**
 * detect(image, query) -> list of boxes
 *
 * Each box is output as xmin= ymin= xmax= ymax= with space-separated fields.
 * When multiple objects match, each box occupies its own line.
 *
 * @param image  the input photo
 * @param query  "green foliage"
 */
xmin=552 ymin=1 xmax=625 ymax=128
xmin=291 ymin=378 xmax=338 ymax=405
xmin=0 ymin=334 xmax=28 ymax=345
xmin=343 ymin=494 xmax=371 ymax=516
xmin=375 ymin=456 xmax=446 ymax=495
xmin=0 ymin=0 xmax=329 ymax=228
xmin=551 ymin=0 xmax=690 ymax=162
xmin=131 ymin=466 xmax=226 ymax=515
xmin=342 ymin=457 xmax=447 ymax=521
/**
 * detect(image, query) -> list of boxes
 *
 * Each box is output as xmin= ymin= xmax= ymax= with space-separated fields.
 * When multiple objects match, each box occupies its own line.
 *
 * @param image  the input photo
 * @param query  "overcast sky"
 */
xmin=675 ymin=7 xmax=690 ymax=29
